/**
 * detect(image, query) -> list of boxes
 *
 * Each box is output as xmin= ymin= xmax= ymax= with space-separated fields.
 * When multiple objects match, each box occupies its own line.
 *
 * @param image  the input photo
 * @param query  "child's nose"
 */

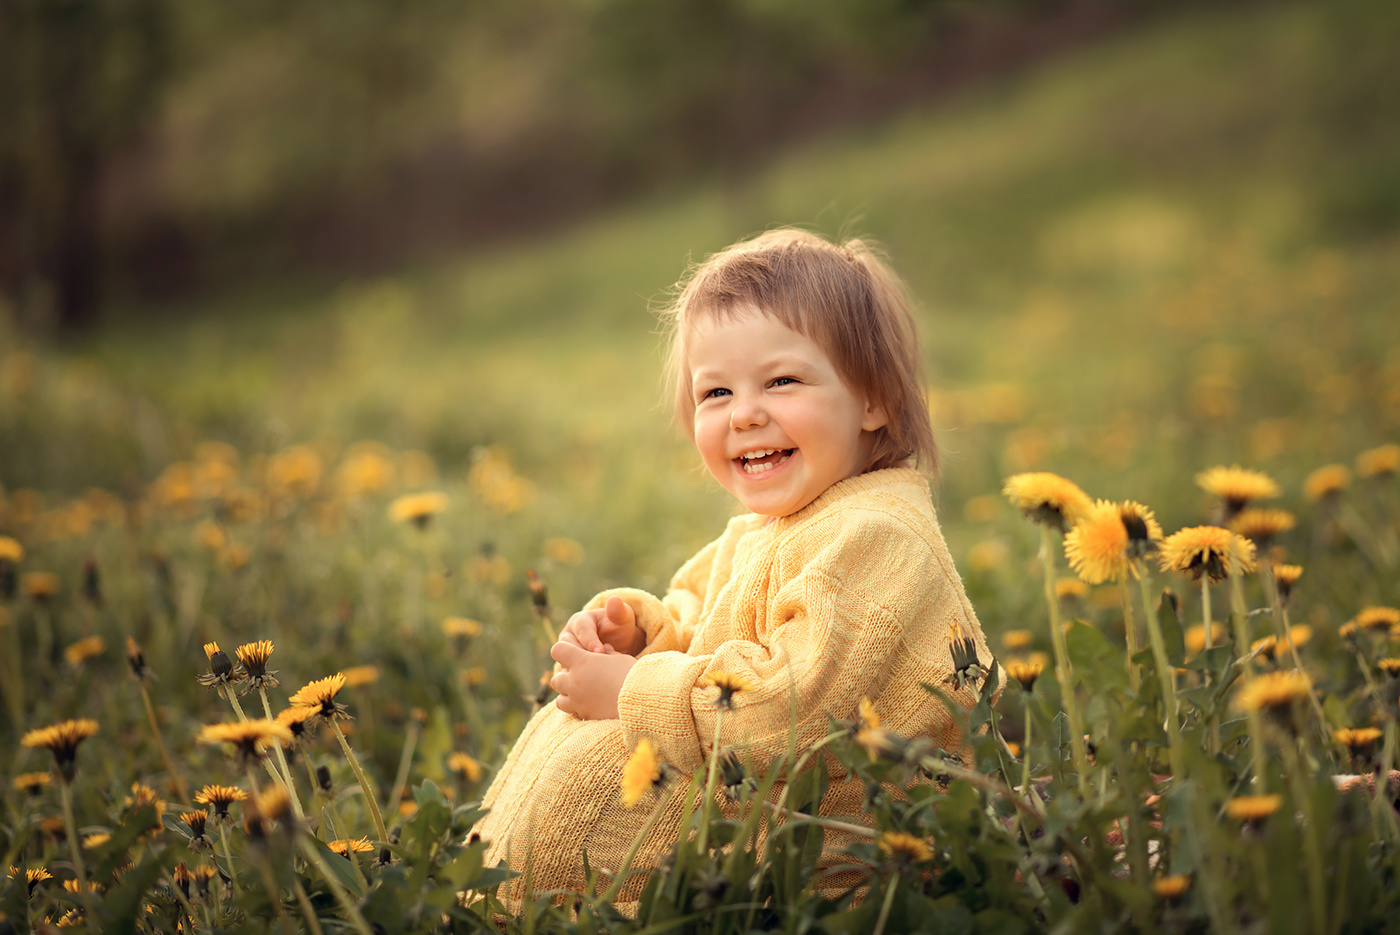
xmin=729 ymin=394 xmax=768 ymax=430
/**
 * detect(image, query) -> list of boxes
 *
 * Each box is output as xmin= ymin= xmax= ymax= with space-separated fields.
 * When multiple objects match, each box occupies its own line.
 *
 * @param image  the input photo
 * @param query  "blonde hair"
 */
xmin=662 ymin=228 xmax=937 ymax=475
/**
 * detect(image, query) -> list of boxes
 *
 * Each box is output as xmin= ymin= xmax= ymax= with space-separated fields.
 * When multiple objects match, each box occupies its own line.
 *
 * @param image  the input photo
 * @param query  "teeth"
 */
xmin=740 ymin=449 xmax=776 ymax=460
xmin=740 ymin=451 xmax=791 ymax=474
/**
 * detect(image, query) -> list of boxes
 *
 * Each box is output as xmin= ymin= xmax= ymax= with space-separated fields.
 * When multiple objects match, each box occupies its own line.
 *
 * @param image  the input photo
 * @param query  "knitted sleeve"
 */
xmin=616 ymin=507 xmax=971 ymax=774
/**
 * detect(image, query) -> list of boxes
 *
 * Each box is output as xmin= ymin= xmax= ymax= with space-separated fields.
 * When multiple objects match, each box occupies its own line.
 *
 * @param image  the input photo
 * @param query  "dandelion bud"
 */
xmin=317 ymin=765 xmax=334 ymax=794
xmin=526 ymin=569 xmax=550 ymax=615
xmin=127 ymin=637 xmax=150 ymax=681
xmin=82 ymin=557 xmax=102 ymax=607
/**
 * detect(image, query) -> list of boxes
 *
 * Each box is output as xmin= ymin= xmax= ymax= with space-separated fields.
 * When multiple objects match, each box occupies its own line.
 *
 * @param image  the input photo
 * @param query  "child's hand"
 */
xmin=561 ymin=596 xmax=645 ymax=655
xmin=549 ymin=641 xmax=637 ymax=720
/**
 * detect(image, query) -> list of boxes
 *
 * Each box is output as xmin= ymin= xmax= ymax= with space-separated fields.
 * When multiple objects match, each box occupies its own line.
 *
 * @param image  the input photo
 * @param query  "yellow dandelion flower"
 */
xmin=63 ymin=635 xmax=105 ymax=666
xmin=1377 ymin=658 xmax=1400 ymax=678
xmin=194 ymin=784 xmax=248 ymax=819
xmin=856 ymin=725 xmax=895 ymax=761
xmin=1056 ymin=577 xmax=1089 ymax=599
xmin=0 ymin=536 xmax=23 ymax=562
xmin=82 ymin=832 xmax=111 ymax=849
xmin=447 ymin=752 xmax=483 ymax=783
xmin=878 ymin=831 xmax=932 ymax=862
xmin=1351 ymin=607 xmax=1400 ymax=631
xmin=251 ymin=786 xmax=293 ymax=823
xmin=1195 ymin=465 xmax=1280 ymax=516
xmin=288 ymin=673 xmax=350 ymax=722
xmin=22 ymin=571 xmax=59 ymax=598
xmin=1225 ymin=794 xmax=1283 ymax=822
xmin=1230 ymin=508 xmax=1296 ymax=545
xmin=1153 ymin=874 xmax=1191 ymax=898
xmin=180 ymin=809 xmax=210 ymax=840
xmin=13 ymin=772 xmax=51 ymax=795
xmin=856 ymin=696 xmax=880 ymax=731
xmin=1184 ymin=623 xmax=1227 ymax=656
xmin=1001 ymin=629 xmax=1035 ymax=651
xmin=328 ymin=837 xmax=374 ymax=859
xmin=340 ymin=665 xmax=379 ymax=688
xmin=543 ymin=537 xmax=585 ymax=565
xmin=197 ymin=720 xmax=294 ymax=765
xmin=335 ymin=446 xmax=396 ymax=498
xmin=1064 ymin=500 xmax=1162 ymax=584
xmin=22 ymin=719 xmax=99 ymax=782
xmin=234 ymin=640 xmax=278 ymax=687
xmin=1250 ymin=635 xmax=1277 ymax=660
xmin=1272 ymin=564 xmax=1303 ymax=603
xmin=275 ymin=705 xmax=318 ymax=747
xmin=265 ymin=445 xmax=323 ymax=499
xmin=620 ymin=738 xmax=668 ymax=808
xmin=1158 ymin=526 xmax=1256 ymax=582
xmin=389 ymin=492 xmax=448 ymax=528
xmin=1303 ymin=464 xmax=1351 ymax=501
xmin=1333 ymin=727 xmax=1383 ymax=750
xmin=1235 ymin=670 xmax=1310 ymax=714
xmin=967 ymin=539 xmax=1009 ymax=572
xmin=442 ymin=617 xmax=484 ymax=639
xmin=1002 ymin=472 xmax=1093 ymax=531
xmin=10 ymin=865 xmax=52 ymax=896
xmin=700 ymin=671 xmax=756 ymax=709
xmin=1284 ymin=625 xmax=1310 ymax=651
xmin=1357 ymin=444 xmax=1400 ymax=480
xmin=1006 ymin=660 xmax=1043 ymax=692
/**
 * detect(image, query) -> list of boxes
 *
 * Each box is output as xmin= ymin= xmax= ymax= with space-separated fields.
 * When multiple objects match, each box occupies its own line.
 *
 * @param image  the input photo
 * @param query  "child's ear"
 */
xmin=861 ymin=399 xmax=888 ymax=432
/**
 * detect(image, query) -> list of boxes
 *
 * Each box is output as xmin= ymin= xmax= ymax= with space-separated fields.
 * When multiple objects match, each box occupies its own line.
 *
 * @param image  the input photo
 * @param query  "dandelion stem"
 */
xmin=297 ymin=834 xmax=374 ymax=935
xmin=258 ymin=688 xmax=306 ymax=821
xmin=60 ymin=780 xmax=100 ymax=931
xmin=1138 ymin=573 xmax=1184 ymax=781
xmin=1201 ymin=579 xmax=1220 ymax=757
xmin=255 ymin=858 xmax=299 ymax=935
xmin=292 ymin=877 xmax=326 ymax=935
xmin=333 ymin=721 xmax=389 ymax=844
xmin=387 ymin=720 xmax=420 ymax=819
xmin=1119 ymin=580 xmax=1140 ymax=691
xmin=140 ymin=681 xmax=191 ymax=806
xmin=1020 ymin=699 xmax=1033 ymax=797
xmin=760 ymin=800 xmax=879 ymax=840
xmin=1040 ymin=524 xmax=1089 ymax=795
xmin=872 ymin=874 xmax=898 ymax=935
xmin=219 ymin=821 xmax=243 ymax=896
xmin=696 ymin=705 xmax=725 ymax=855
xmin=600 ymin=784 xmax=679 ymax=904
xmin=1283 ymin=739 xmax=1328 ymax=935
xmin=1228 ymin=573 xmax=1268 ymax=785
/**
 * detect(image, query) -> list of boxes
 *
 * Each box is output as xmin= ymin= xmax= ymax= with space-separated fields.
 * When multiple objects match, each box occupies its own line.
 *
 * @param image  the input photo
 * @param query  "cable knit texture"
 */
xmin=471 ymin=468 xmax=992 ymax=907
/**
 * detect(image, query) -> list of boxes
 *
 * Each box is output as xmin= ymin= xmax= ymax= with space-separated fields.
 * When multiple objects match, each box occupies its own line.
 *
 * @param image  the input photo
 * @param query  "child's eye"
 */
xmin=771 ymin=376 xmax=798 ymax=387
xmin=702 ymin=387 xmax=731 ymax=400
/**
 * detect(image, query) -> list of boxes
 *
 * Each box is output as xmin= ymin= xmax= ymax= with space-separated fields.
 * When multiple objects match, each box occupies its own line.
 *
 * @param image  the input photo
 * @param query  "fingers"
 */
xmin=551 ymin=640 xmax=587 ymax=667
xmin=565 ymin=610 xmax=605 ymax=653
xmin=549 ymin=669 xmax=570 ymax=695
xmin=605 ymin=596 xmax=636 ymax=628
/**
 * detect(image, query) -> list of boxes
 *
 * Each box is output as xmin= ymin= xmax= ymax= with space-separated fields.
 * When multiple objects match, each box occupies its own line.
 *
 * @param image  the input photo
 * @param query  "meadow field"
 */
xmin=3 ymin=0 xmax=1400 ymax=931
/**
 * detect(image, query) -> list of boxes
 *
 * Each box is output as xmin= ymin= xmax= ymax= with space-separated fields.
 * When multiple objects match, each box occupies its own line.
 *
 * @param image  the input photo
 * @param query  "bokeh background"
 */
xmin=2 ymin=0 xmax=1398 ymax=611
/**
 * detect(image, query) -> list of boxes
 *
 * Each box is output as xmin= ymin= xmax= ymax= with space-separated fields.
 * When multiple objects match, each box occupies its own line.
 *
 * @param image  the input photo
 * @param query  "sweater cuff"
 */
xmin=584 ymin=587 xmax=688 ymax=656
xmin=618 ymin=651 xmax=709 ymax=774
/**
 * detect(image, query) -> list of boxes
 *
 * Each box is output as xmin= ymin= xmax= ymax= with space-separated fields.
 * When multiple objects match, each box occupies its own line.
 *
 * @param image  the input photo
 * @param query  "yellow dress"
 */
xmin=471 ymin=468 xmax=993 ymax=906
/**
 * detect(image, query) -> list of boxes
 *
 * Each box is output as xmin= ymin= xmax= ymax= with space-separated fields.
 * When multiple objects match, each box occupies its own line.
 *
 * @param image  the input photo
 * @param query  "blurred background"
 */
xmin=2 ymin=0 xmax=1398 ymax=595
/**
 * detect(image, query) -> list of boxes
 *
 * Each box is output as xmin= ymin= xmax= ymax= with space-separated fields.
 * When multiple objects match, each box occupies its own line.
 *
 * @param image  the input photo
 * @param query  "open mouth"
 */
xmin=736 ymin=448 xmax=794 ymax=474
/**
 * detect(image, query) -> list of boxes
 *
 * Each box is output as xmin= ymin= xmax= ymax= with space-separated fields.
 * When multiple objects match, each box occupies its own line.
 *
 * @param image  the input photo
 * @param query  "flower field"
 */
xmin=4 ymin=0 xmax=1400 ymax=931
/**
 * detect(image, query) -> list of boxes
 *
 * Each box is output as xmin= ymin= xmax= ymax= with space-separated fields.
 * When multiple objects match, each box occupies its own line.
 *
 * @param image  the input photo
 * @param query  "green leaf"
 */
xmin=1158 ymin=590 xmax=1186 ymax=666
xmin=307 ymin=833 xmax=368 ymax=898
xmin=1065 ymin=621 xmax=1127 ymax=691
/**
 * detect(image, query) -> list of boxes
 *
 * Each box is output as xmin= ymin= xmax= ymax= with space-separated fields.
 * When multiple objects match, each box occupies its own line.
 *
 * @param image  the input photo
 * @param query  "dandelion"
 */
xmin=878 ymin=831 xmax=933 ymax=863
xmin=328 ymin=838 xmax=374 ymax=859
xmin=1001 ymin=629 xmax=1035 ymax=651
xmin=718 ymin=751 xmax=756 ymax=799
xmin=198 ymin=720 xmax=294 ymax=770
xmin=9 ymin=866 xmax=52 ymax=897
xmin=945 ymin=617 xmax=987 ymax=690
xmin=1002 ymin=472 xmax=1092 ymax=531
xmin=341 ymin=665 xmax=379 ymax=688
xmin=1334 ymin=727 xmax=1383 ymax=754
xmin=1195 ymin=465 xmax=1280 ymax=519
xmin=620 ymin=738 xmax=670 ymax=808
xmin=22 ymin=719 xmax=99 ymax=783
xmin=192 ymin=864 xmax=218 ymax=896
xmin=125 ymin=781 xmax=167 ymax=820
xmin=388 ymin=492 xmax=448 ymax=529
xmin=1350 ymin=607 xmax=1400 ymax=632
xmin=251 ymin=786 xmax=293 ymax=824
xmin=447 ymin=752 xmax=483 ymax=784
xmin=1273 ymin=564 xmax=1303 ymax=605
xmin=288 ymin=673 xmax=351 ymax=724
xmin=181 ymin=809 xmax=211 ymax=849
xmin=1159 ymin=526 xmax=1257 ymax=582
xmin=82 ymin=833 xmax=111 ymax=849
xmin=1250 ymin=635 xmax=1278 ymax=661
xmin=1056 ymin=578 xmax=1088 ymax=600
xmin=526 ymin=568 xmax=550 ymax=614
xmin=442 ymin=616 xmax=483 ymax=639
xmin=855 ymin=723 xmax=896 ymax=761
xmin=1230 ymin=508 xmax=1296 ymax=547
xmin=700 ymin=670 xmax=756 ymax=709
xmin=14 ymin=772 xmax=51 ymax=796
xmin=196 ymin=641 xmax=243 ymax=690
xmin=276 ymin=705 xmax=317 ymax=747
xmin=1184 ymin=623 xmax=1227 ymax=656
xmin=234 ymin=640 xmax=280 ymax=691
xmin=1304 ymin=464 xmax=1351 ymax=501
xmin=335 ymin=446 xmax=396 ymax=498
xmin=1065 ymin=500 xmax=1163 ymax=584
xmin=0 ymin=535 xmax=23 ymax=563
xmin=81 ymin=558 xmax=101 ymax=607
xmin=1153 ymin=874 xmax=1191 ymax=899
xmin=1285 ymin=624 xmax=1311 ymax=649
xmin=1225 ymin=794 xmax=1283 ymax=823
xmin=22 ymin=571 xmax=59 ymax=599
xmin=1377 ymin=658 xmax=1400 ymax=678
xmin=173 ymin=861 xmax=193 ymax=900
xmin=857 ymin=696 xmax=880 ymax=731
xmin=63 ymin=635 xmax=105 ymax=666
xmin=1357 ymin=444 xmax=1400 ymax=480
xmin=1006 ymin=660 xmax=1043 ymax=692
xmin=1236 ymin=670 xmax=1311 ymax=726
xmin=126 ymin=636 xmax=151 ymax=681
xmin=543 ymin=537 xmax=585 ymax=565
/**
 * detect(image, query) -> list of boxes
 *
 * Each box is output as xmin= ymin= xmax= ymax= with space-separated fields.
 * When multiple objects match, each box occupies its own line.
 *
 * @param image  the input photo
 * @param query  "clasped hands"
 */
xmin=550 ymin=596 xmax=646 ymax=720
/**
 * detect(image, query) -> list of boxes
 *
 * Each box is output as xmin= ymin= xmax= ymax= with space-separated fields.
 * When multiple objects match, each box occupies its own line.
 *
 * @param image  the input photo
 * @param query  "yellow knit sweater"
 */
xmin=471 ymin=468 xmax=992 ymax=906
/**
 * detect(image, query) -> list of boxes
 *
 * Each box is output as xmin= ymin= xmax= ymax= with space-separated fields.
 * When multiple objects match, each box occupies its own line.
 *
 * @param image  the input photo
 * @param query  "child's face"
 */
xmin=685 ymin=308 xmax=887 ymax=517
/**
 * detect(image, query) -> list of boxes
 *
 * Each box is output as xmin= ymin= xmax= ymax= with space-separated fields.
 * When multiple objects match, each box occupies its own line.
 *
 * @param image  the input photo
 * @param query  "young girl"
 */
xmin=472 ymin=228 xmax=992 ymax=907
